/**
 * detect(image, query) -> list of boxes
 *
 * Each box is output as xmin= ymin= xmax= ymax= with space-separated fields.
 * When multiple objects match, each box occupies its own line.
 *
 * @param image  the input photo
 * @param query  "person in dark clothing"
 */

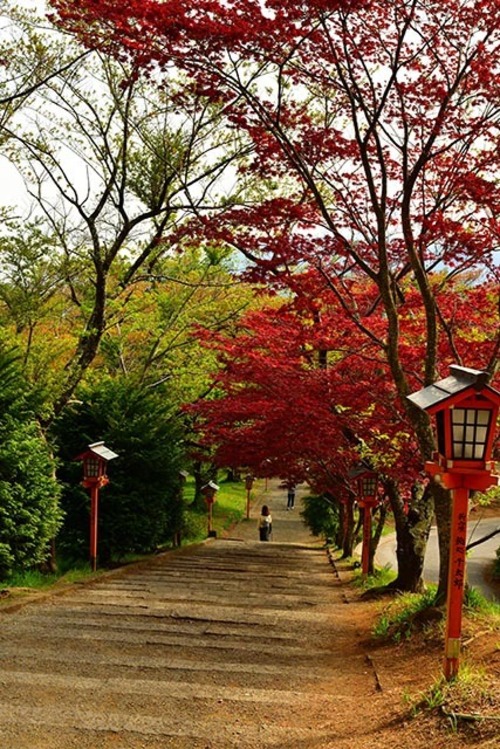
xmin=287 ymin=485 xmax=296 ymax=510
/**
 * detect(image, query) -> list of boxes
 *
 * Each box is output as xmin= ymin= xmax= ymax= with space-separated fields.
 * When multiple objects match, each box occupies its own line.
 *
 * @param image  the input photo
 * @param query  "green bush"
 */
xmin=0 ymin=346 xmax=62 ymax=578
xmin=300 ymin=494 xmax=340 ymax=542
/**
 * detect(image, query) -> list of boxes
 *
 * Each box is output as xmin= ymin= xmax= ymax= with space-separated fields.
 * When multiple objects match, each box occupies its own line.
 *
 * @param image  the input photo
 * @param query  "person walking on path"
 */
xmin=258 ymin=505 xmax=273 ymax=541
xmin=286 ymin=484 xmax=296 ymax=511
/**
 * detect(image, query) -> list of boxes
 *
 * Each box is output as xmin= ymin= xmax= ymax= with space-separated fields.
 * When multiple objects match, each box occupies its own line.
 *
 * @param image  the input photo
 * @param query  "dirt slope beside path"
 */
xmin=0 ymin=484 xmax=493 ymax=748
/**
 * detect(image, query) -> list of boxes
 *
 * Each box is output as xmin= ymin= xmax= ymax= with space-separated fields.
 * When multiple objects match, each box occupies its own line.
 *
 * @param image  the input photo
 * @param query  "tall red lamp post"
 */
xmin=408 ymin=365 xmax=499 ymax=680
xmin=202 ymin=481 xmax=220 ymax=537
xmin=245 ymin=474 xmax=254 ymax=519
xmin=350 ymin=465 xmax=379 ymax=575
xmin=76 ymin=441 xmax=118 ymax=572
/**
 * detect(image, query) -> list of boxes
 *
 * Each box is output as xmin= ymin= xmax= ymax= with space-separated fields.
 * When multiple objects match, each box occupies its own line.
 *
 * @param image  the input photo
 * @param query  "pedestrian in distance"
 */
xmin=258 ymin=505 xmax=273 ymax=541
xmin=286 ymin=484 xmax=296 ymax=510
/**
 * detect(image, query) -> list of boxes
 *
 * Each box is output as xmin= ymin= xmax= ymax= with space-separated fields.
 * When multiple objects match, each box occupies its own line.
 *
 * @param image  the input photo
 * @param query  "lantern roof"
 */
xmin=202 ymin=481 xmax=220 ymax=492
xmin=348 ymin=463 xmax=376 ymax=480
xmin=75 ymin=441 xmax=118 ymax=462
xmin=407 ymin=365 xmax=500 ymax=414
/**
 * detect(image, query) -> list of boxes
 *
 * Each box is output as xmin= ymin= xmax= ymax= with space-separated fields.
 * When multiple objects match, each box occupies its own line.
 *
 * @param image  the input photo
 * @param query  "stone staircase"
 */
xmin=0 ymin=538 xmax=375 ymax=748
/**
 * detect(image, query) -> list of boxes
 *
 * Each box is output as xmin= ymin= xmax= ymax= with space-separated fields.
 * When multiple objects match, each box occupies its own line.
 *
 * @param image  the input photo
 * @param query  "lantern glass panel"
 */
xmin=361 ymin=477 xmax=377 ymax=496
xmin=451 ymin=408 xmax=491 ymax=460
xmin=85 ymin=457 xmax=101 ymax=478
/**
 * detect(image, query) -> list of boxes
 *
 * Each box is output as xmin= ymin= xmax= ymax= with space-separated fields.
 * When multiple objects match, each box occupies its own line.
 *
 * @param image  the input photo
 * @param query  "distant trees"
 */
xmin=1 ymin=1 xmax=251 ymax=422
xmin=188 ymin=276 xmax=499 ymax=589
xmin=0 ymin=3 xmax=259 ymax=574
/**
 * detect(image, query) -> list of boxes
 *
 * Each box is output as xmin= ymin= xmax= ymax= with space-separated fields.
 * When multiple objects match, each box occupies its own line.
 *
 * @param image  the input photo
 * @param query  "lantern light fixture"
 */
xmin=78 ymin=441 xmax=119 ymax=486
xmin=407 ymin=365 xmax=499 ymax=477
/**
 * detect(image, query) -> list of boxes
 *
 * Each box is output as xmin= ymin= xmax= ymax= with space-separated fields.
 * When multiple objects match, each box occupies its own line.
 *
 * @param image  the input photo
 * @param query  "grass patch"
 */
xmin=373 ymin=586 xmax=439 ymax=641
xmin=373 ymin=582 xmax=500 ymax=643
xmin=0 ymin=479 xmax=260 ymax=595
xmin=2 ymin=569 xmax=59 ymax=590
xmin=463 ymin=586 xmax=500 ymax=618
xmin=182 ymin=477 xmax=263 ymax=543
xmin=411 ymin=665 xmax=499 ymax=727
xmin=353 ymin=563 xmax=397 ymax=590
xmin=0 ymin=561 xmax=104 ymax=601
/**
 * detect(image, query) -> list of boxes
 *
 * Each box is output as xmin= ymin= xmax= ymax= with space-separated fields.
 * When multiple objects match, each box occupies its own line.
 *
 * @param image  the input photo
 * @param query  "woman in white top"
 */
xmin=258 ymin=505 xmax=272 ymax=541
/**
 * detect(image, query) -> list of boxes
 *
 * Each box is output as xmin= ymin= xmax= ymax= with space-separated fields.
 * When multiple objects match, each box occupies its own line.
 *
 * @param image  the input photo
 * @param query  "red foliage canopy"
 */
xmin=189 ymin=276 xmax=499 ymax=492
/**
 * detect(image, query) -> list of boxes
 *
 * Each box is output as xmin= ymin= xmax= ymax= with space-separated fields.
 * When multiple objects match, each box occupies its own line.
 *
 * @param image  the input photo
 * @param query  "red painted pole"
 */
xmin=207 ymin=500 xmax=213 ymax=535
xmin=89 ymin=483 xmax=99 ymax=572
xmin=444 ymin=485 xmax=469 ymax=680
xmin=361 ymin=505 xmax=371 ymax=575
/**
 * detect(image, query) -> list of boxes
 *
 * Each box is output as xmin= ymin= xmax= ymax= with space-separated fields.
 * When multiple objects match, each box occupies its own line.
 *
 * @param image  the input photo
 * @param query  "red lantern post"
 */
xmin=408 ymin=366 xmax=499 ymax=680
xmin=350 ymin=466 xmax=379 ymax=575
xmin=245 ymin=474 xmax=254 ymax=519
xmin=202 ymin=481 xmax=220 ymax=537
xmin=75 ymin=442 xmax=118 ymax=571
xmin=359 ymin=473 xmax=379 ymax=575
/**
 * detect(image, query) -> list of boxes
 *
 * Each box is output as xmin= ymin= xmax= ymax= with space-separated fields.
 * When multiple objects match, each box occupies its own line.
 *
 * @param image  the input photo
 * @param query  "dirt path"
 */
xmin=0 ymin=483 xmax=484 ymax=748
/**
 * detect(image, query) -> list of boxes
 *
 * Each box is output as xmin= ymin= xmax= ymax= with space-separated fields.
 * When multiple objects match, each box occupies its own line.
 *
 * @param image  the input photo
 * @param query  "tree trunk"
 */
xmin=369 ymin=504 xmax=387 ymax=574
xmin=191 ymin=461 xmax=204 ymax=508
xmin=335 ymin=503 xmax=345 ymax=550
xmin=387 ymin=480 xmax=433 ymax=593
xmin=432 ymin=481 xmax=452 ymax=605
xmin=342 ymin=499 xmax=356 ymax=557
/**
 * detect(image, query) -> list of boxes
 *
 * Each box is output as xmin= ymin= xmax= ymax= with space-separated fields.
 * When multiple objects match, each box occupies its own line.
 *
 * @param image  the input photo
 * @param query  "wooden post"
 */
xmin=361 ymin=505 xmax=371 ymax=575
xmin=89 ymin=483 xmax=99 ymax=572
xmin=444 ymin=485 xmax=469 ymax=680
xmin=207 ymin=499 xmax=214 ymax=535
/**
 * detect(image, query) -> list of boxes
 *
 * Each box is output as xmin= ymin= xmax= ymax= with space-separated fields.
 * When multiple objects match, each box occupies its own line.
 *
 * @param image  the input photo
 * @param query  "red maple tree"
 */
xmin=190 ymin=275 xmax=498 ymax=585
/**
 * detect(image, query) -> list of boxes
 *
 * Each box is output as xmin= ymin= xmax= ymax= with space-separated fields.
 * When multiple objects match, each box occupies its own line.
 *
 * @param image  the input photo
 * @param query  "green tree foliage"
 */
xmin=1 ymin=1 xmax=250 ymax=422
xmin=300 ymin=494 xmax=340 ymax=544
xmin=0 ymin=345 xmax=62 ymax=578
xmin=52 ymin=377 xmax=185 ymax=562
xmin=99 ymin=246 xmax=256 ymax=398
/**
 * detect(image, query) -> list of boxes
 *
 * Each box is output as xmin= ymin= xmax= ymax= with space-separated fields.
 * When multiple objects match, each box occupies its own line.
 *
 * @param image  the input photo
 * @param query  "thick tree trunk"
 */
xmin=432 ymin=481 xmax=452 ymax=605
xmin=387 ymin=480 xmax=433 ymax=593
xmin=340 ymin=499 xmax=357 ymax=557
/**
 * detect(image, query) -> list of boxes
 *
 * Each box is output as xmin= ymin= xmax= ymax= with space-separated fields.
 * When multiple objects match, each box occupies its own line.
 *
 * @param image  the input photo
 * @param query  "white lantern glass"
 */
xmin=361 ymin=476 xmax=377 ymax=497
xmin=85 ymin=457 xmax=101 ymax=478
xmin=451 ymin=408 xmax=492 ymax=460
